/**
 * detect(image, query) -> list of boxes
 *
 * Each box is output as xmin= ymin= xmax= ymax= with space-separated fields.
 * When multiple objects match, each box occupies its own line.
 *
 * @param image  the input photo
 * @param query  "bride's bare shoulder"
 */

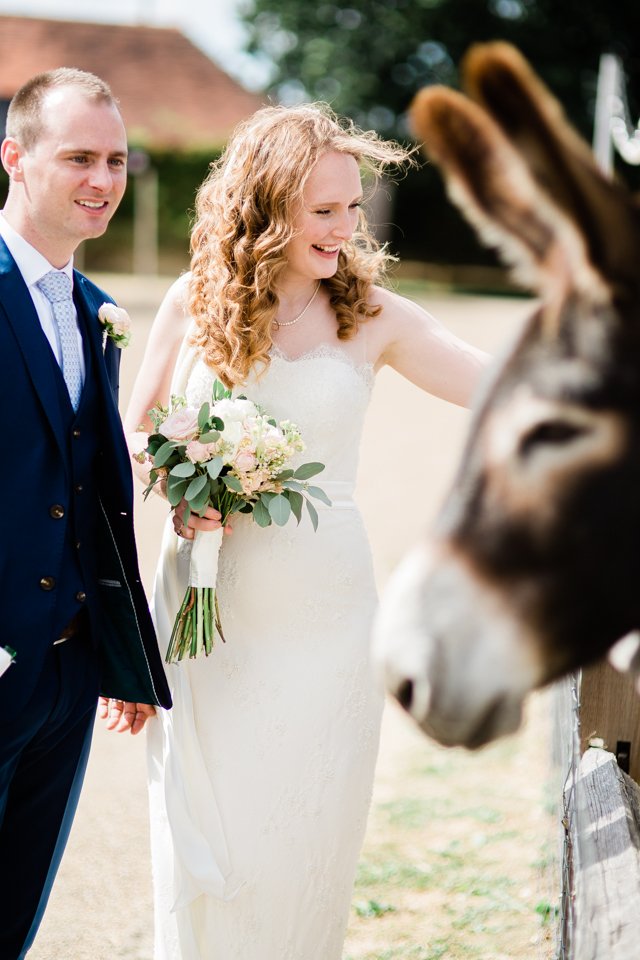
xmin=368 ymin=283 xmax=432 ymax=319
xmin=365 ymin=284 xmax=433 ymax=357
xmin=166 ymin=271 xmax=192 ymax=313
xmin=153 ymin=272 xmax=192 ymax=336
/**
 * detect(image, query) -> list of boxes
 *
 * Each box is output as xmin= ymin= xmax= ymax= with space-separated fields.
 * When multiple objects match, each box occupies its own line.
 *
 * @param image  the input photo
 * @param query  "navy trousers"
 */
xmin=0 ymin=628 xmax=100 ymax=959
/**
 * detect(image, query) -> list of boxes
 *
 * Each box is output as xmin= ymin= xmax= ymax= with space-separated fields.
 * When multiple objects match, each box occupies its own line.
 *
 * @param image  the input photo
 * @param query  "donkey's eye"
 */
xmin=519 ymin=420 xmax=587 ymax=457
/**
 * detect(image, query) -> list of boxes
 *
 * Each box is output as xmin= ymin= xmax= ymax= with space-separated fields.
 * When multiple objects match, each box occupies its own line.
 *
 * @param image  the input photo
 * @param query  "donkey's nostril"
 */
xmin=396 ymin=678 xmax=414 ymax=710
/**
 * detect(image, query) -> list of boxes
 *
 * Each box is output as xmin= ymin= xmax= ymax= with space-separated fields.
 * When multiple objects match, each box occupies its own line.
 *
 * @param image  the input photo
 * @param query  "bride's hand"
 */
xmin=172 ymin=499 xmax=232 ymax=539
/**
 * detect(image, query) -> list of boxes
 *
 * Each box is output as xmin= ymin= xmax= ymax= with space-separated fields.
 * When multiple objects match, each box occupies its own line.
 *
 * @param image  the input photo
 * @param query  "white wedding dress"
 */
xmin=147 ymin=332 xmax=384 ymax=959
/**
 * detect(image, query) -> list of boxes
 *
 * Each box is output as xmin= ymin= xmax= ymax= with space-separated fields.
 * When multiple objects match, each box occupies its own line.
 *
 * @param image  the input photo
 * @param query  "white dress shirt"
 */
xmin=0 ymin=212 xmax=85 ymax=382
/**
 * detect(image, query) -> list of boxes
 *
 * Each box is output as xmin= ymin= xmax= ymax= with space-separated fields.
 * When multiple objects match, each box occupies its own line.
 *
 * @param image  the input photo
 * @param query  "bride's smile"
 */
xmin=281 ymin=149 xmax=363 ymax=286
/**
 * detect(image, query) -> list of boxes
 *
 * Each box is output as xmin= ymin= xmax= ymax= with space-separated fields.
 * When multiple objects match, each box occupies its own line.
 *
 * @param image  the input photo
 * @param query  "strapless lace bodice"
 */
xmin=185 ymin=346 xmax=374 ymax=484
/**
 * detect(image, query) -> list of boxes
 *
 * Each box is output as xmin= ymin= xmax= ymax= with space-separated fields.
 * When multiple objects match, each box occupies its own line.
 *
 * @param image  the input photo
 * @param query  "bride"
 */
xmin=125 ymin=103 xmax=487 ymax=959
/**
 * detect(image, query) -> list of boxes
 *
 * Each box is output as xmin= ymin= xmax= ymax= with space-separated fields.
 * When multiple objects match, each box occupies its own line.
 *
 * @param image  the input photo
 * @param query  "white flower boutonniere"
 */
xmin=98 ymin=302 xmax=131 ymax=349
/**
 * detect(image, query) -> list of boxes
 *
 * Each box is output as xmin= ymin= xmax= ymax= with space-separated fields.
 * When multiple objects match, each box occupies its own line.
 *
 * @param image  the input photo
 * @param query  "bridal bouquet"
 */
xmin=140 ymin=379 xmax=330 ymax=663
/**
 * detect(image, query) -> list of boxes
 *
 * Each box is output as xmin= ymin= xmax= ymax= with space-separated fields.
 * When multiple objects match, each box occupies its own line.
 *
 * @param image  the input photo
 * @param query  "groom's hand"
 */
xmin=98 ymin=697 xmax=156 ymax=734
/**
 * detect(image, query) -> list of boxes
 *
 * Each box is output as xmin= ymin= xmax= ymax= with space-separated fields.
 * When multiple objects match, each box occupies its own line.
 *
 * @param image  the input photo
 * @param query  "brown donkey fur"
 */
xmin=375 ymin=43 xmax=640 ymax=749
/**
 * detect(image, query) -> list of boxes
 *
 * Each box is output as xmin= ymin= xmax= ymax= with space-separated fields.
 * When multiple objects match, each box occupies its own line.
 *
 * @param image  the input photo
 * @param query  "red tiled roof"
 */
xmin=0 ymin=15 xmax=264 ymax=151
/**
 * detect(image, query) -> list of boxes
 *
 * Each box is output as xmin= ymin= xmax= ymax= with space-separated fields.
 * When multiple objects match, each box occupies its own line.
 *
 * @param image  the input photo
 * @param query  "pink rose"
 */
xmin=234 ymin=449 xmax=258 ymax=472
xmin=186 ymin=439 xmax=217 ymax=463
xmin=161 ymin=407 xmax=200 ymax=442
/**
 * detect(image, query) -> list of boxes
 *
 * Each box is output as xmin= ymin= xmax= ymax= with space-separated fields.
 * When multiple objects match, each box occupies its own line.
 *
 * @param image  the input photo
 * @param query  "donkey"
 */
xmin=374 ymin=42 xmax=640 ymax=750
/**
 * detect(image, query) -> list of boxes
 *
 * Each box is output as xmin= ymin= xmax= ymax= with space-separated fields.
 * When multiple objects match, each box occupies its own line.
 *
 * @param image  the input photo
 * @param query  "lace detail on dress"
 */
xmin=269 ymin=343 xmax=375 ymax=391
xmin=185 ymin=344 xmax=373 ymax=483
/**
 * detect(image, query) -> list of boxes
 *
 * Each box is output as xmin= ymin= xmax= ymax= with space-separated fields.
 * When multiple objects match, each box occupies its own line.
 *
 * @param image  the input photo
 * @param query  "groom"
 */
xmin=0 ymin=68 xmax=171 ymax=958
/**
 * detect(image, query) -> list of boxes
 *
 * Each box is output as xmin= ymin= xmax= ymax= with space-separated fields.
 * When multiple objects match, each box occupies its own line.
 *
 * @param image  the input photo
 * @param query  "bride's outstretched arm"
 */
xmin=369 ymin=286 xmax=489 ymax=407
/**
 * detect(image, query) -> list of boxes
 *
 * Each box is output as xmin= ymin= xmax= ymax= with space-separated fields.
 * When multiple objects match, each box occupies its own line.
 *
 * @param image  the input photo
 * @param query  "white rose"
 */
xmin=219 ymin=419 xmax=245 ymax=460
xmin=212 ymin=398 xmax=259 ymax=423
xmin=98 ymin=303 xmax=131 ymax=346
xmin=260 ymin=424 xmax=287 ymax=457
xmin=101 ymin=304 xmax=130 ymax=335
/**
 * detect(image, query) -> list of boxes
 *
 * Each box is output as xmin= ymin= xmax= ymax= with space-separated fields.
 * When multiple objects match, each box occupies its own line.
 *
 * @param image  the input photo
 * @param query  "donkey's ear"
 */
xmin=410 ymin=85 xmax=597 ymax=298
xmin=462 ymin=43 xmax=639 ymax=289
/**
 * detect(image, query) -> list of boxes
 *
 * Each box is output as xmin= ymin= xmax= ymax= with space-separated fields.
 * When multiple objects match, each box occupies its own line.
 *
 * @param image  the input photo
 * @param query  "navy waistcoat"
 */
xmin=46 ymin=316 xmax=101 ymax=641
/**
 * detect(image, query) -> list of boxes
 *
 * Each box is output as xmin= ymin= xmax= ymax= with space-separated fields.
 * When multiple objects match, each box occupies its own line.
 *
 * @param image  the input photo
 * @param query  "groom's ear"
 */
xmin=1 ymin=138 xmax=25 ymax=181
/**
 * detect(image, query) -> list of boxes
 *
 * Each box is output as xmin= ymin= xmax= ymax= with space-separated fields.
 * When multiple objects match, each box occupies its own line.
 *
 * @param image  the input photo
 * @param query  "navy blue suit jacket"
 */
xmin=0 ymin=238 xmax=171 ymax=716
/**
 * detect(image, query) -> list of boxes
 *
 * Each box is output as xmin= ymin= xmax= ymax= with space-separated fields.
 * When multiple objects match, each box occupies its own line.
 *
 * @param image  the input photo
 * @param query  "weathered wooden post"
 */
xmin=129 ymin=148 xmax=158 ymax=276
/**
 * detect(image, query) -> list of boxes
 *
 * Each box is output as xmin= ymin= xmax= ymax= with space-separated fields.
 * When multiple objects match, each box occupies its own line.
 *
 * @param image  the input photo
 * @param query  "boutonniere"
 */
xmin=98 ymin=302 xmax=131 ymax=349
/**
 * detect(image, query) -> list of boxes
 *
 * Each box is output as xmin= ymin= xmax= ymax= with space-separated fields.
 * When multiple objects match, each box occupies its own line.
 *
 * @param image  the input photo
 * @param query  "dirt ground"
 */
xmin=27 ymin=279 xmax=557 ymax=960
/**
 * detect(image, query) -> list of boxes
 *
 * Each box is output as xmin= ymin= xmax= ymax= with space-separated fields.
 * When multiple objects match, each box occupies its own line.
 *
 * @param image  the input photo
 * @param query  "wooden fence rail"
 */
xmin=556 ymin=664 xmax=640 ymax=958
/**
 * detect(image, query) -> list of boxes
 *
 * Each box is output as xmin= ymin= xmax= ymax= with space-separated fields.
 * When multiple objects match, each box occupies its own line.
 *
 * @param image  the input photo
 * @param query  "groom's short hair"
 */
xmin=7 ymin=68 xmax=119 ymax=151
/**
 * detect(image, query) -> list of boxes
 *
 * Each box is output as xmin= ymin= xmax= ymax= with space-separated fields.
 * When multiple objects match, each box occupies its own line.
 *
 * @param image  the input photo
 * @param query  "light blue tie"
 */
xmin=36 ymin=270 xmax=83 ymax=412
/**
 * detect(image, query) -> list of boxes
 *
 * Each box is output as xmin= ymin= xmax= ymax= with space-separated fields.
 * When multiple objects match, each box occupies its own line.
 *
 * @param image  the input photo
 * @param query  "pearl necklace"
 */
xmin=273 ymin=281 xmax=321 ymax=328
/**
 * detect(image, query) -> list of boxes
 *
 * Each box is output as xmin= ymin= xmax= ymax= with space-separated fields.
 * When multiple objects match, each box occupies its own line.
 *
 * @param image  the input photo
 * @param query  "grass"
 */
xmin=343 ymin=697 xmax=559 ymax=960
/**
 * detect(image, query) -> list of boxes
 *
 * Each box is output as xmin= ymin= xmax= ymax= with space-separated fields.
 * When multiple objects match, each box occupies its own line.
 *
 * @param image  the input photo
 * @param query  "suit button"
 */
xmin=76 ymin=591 xmax=86 ymax=603
xmin=75 ymin=484 xmax=84 ymax=493
xmin=72 ymin=429 xmax=81 ymax=438
xmin=40 ymin=576 xmax=56 ymax=591
xmin=50 ymin=504 xmax=65 ymax=519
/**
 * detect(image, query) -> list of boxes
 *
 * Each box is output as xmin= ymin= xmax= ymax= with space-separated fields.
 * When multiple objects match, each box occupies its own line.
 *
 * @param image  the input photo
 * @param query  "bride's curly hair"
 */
xmin=188 ymin=102 xmax=413 ymax=387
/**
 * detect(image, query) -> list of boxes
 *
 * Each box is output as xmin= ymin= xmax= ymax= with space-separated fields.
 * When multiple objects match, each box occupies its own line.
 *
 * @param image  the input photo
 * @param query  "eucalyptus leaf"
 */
xmin=185 ymin=474 xmax=208 ymax=501
xmin=282 ymin=479 xmax=304 ymax=492
xmin=307 ymin=485 xmax=332 ymax=506
xmin=167 ymin=476 xmax=190 ymax=507
xmin=198 ymin=402 xmax=210 ymax=431
xmin=293 ymin=462 xmax=325 ymax=480
xmin=274 ymin=469 xmax=295 ymax=481
xmin=199 ymin=431 xmax=220 ymax=443
xmin=268 ymin=494 xmax=291 ymax=527
xmin=288 ymin=490 xmax=304 ymax=524
xmin=189 ymin=485 xmax=210 ymax=514
xmin=170 ymin=461 xmax=196 ymax=478
xmin=260 ymin=492 xmax=276 ymax=505
xmin=252 ymin=499 xmax=272 ymax=527
xmin=153 ymin=440 xmax=177 ymax=468
xmin=223 ymin=475 xmax=243 ymax=493
xmin=212 ymin=380 xmax=231 ymax=402
xmin=205 ymin=456 xmax=223 ymax=479
xmin=306 ymin=497 xmax=319 ymax=532
xmin=146 ymin=434 xmax=166 ymax=455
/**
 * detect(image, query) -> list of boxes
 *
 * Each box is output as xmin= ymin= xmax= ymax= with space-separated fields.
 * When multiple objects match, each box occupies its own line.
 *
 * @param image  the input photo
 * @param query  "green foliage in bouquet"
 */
xmin=140 ymin=379 xmax=331 ymax=662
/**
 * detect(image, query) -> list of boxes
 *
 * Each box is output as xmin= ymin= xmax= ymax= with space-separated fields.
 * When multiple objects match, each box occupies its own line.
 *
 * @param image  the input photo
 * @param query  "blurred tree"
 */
xmin=242 ymin=0 xmax=640 ymax=141
xmin=241 ymin=0 xmax=640 ymax=273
